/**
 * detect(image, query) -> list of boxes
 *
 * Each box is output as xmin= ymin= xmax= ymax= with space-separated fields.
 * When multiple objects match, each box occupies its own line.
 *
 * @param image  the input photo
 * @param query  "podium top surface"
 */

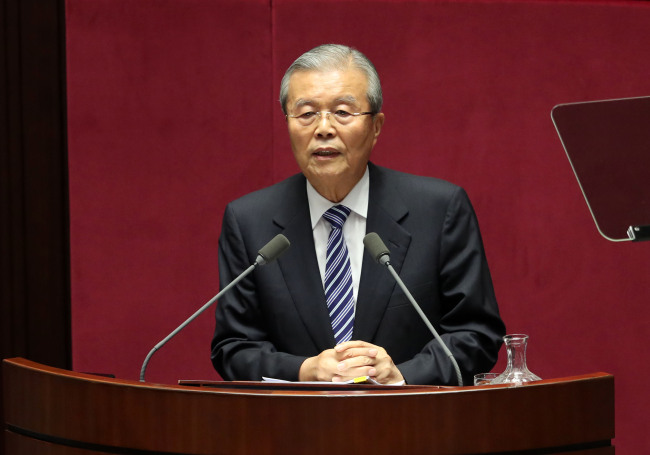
xmin=3 ymin=357 xmax=611 ymax=397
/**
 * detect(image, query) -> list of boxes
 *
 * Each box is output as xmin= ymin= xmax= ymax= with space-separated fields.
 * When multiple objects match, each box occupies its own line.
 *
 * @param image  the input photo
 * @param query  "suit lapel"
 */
xmin=274 ymin=175 xmax=335 ymax=350
xmin=354 ymin=164 xmax=411 ymax=342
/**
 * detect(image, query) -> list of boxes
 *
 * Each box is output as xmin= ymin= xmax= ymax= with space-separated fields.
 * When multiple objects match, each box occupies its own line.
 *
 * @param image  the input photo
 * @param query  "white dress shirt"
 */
xmin=306 ymin=167 xmax=369 ymax=306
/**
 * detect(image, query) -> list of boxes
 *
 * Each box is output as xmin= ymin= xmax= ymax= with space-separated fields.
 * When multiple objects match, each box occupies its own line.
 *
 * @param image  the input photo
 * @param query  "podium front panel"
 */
xmin=3 ymin=358 xmax=614 ymax=455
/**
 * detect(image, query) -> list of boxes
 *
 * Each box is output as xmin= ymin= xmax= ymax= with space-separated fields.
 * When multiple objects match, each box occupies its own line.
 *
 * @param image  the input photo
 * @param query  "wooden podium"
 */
xmin=3 ymin=358 xmax=614 ymax=454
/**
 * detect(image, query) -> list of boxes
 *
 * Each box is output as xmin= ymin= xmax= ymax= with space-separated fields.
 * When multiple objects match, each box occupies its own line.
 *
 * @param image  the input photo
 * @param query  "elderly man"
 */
xmin=211 ymin=44 xmax=505 ymax=385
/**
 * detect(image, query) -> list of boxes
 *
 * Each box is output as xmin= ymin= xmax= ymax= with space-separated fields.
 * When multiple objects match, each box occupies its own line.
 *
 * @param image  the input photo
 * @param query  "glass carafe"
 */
xmin=491 ymin=334 xmax=541 ymax=386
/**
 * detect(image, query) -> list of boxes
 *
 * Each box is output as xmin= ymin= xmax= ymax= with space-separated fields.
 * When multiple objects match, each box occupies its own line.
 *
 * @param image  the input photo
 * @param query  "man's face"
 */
xmin=285 ymin=68 xmax=384 ymax=201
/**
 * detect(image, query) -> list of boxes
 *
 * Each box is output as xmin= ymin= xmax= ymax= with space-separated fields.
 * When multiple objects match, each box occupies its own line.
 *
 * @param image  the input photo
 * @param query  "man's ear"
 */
xmin=373 ymin=112 xmax=385 ymax=139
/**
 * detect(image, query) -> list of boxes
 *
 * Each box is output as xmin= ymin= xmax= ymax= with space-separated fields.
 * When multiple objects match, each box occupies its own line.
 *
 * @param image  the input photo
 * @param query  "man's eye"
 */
xmin=335 ymin=110 xmax=352 ymax=117
xmin=299 ymin=111 xmax=317 ymax=118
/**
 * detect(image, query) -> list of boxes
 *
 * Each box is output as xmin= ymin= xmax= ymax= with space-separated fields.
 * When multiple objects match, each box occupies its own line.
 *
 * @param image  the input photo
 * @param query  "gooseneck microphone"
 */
xmin=139 ymin=234 xmax=290 ymax=382
xmin=363 ymin=232 xmax=463 ymax=386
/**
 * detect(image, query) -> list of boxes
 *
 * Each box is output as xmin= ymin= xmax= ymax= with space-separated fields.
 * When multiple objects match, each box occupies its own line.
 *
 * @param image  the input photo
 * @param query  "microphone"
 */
xmin=139 ymin=234 xmax=290 ymax=382
xmin=363 ymin=232 xmax=463 ymax=386
xmin=255 ymin=234 xmax=291 ymax=265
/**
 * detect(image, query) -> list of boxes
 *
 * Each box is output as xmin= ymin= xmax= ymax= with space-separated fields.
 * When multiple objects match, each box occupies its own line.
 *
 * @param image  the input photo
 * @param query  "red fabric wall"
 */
xmin=67 ymin=0 xmax=650 ymax=452
xmin=66 ymin=0 xmax=274 ymax=382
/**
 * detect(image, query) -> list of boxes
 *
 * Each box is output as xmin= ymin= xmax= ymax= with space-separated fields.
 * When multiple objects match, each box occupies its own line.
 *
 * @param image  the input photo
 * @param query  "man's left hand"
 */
xmin=333 ymin=340 xmax=404 ymax=384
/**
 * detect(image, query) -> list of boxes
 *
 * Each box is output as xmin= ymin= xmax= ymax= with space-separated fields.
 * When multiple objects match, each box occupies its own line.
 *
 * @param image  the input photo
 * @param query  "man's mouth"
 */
xmin=313 ymin=148 xmax=339 ymax=157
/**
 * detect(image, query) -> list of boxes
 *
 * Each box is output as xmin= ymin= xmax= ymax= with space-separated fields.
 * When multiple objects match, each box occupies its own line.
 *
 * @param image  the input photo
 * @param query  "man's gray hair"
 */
xmin=279 ymin=44 xmax=383 ymax=115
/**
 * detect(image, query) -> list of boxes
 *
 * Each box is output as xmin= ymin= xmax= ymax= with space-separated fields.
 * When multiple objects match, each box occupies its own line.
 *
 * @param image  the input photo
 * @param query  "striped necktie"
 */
xmin=323 ymin=205 xmax=355 ymax=344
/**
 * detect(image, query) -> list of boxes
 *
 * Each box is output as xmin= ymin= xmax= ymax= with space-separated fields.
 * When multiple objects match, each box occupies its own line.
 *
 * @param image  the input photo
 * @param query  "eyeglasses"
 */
xmin=286 ymin=110 xmax=374 ymax=127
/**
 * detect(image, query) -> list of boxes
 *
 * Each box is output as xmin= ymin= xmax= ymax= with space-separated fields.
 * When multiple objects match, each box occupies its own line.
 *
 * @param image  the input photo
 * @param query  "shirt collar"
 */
xmin=306 ymin=166 xmax=369 ymax=229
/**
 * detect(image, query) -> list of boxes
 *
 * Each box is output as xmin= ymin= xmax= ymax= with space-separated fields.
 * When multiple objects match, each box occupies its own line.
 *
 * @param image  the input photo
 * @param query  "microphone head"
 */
xmin=256 ymin=234 xmax=291 ymax=265
xmin=363 ymin=232 xmax=390 ymax=265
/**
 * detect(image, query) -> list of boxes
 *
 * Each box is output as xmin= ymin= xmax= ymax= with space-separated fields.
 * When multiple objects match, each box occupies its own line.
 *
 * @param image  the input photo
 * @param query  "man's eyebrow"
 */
xmin=293 ymin=98 xmax=315 ymax=108
xmin=292 ymin=96 xmax=359 ymax=109
xmin=334 ymin=96 xmax=358 ymax=105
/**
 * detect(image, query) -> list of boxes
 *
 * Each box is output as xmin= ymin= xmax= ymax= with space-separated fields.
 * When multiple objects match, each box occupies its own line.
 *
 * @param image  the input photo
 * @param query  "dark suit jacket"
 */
xmin=211 ymin=163 xmax=505 ymax=385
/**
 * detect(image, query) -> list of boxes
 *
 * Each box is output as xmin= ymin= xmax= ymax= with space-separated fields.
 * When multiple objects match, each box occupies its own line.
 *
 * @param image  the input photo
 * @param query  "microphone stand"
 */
xmin=384 ymin=261 xmax=463 ymax=386
xmin=139 ymin=233 xmax=290 ymax=383
xmin=364 ymin=232 xmax=463 ymax=386
xmin=139 ymin=262 xmax=258 ymax=382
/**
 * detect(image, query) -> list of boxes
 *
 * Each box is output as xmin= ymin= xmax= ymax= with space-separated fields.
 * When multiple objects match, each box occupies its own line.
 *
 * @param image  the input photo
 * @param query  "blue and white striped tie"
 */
xmin=323 ymin=205 xmax=355 ymax=344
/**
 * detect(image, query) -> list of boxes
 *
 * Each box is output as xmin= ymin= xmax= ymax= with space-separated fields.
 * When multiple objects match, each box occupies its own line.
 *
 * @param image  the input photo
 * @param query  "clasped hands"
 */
xmin=299 ymin=340 xmax=404 ymax=385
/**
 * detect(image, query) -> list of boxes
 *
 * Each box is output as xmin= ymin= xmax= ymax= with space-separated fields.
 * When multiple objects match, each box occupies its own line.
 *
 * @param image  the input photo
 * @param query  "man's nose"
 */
xmin=315 ymin=112 xmax=336 ymax=137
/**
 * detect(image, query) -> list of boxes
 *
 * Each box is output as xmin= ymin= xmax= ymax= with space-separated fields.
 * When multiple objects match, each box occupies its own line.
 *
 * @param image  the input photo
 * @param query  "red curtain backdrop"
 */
xmin=66 ymin=0 xmax=650 ymax=452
